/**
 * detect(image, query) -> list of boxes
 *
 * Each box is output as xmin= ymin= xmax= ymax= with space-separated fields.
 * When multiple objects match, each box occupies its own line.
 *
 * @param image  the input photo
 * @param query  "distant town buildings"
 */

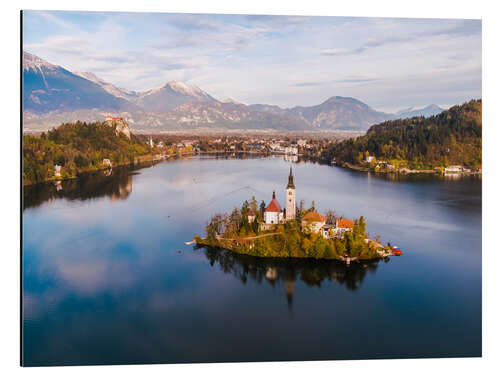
xmin=284 ymin=146 xmax=298 ymax=155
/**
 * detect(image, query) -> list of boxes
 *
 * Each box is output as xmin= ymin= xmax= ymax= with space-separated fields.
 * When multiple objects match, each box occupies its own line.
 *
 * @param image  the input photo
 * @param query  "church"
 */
xmin=255 ymin=167 xmax=354 ymax=238
xmin=262 ymin=167 xmax=296 ymax=226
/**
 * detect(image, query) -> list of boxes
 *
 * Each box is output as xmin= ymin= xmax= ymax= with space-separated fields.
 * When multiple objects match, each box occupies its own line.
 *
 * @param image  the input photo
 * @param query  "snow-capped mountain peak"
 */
xmin=23 ymin=51 xmax=57 ymax=71
xmin=162 ymin=80 xmax=208 ymax=99
xmin=75 ymin=71 xmax=104 ymax=84
xmin=395 ymin=104 xmax=444 ymax=119
xmin=223 ymin=97 xmax=244 ymax=105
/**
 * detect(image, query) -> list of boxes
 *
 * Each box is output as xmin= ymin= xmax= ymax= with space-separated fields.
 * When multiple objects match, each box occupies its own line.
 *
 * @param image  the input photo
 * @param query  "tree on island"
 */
xmin=250 ymin=196 xmax=258 ymax=214
xmin=324 ymin=209 xmax=338 ymax=225
xmin=260 ymin=200 xmax=266 ymax=216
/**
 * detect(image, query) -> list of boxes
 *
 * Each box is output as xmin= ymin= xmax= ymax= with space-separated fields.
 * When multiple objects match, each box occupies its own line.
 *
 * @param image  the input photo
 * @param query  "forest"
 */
xmin=317 ymin=99 xmax=482 ymax=170
xmin=23 ymin=121 xmax=150 ymax=185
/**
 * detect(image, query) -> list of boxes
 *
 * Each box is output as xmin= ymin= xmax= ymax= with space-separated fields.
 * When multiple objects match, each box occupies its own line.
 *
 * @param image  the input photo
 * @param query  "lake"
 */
xmin=22 ymin=155 xmax=482 ymax=366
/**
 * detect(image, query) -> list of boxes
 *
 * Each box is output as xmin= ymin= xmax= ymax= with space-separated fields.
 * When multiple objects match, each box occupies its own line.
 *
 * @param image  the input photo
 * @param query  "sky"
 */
xmin=23 ymin=11 xmax=481 ymax=112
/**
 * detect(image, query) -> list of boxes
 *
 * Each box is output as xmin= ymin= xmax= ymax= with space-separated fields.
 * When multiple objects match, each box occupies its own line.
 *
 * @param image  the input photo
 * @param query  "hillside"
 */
xmin=318 ymin=99 xmax=482 ymax=170
xmin=23 ymin=120 xmax=150 ymax=185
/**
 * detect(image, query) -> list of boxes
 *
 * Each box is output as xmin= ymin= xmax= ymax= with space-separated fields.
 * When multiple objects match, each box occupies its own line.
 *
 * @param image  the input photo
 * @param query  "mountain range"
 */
xmin=394 ymin=104 xmax=445 ymax=119
xmin=23 ymin=51 xmax=445 ymax=132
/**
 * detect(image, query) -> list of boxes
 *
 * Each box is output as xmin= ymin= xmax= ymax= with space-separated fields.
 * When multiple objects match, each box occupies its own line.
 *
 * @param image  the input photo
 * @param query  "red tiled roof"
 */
xmin=105 ymin=115 xmax=123 ymax=121
xmin=265 ymin=199 xmax=282 ymax=213
xmin=301 ymin=211 xmax=326 ymax=223
xmin=336 ymin=218 xmax=354 ymax=228
xmin=247 ymin=210 xmax=255 ymax=216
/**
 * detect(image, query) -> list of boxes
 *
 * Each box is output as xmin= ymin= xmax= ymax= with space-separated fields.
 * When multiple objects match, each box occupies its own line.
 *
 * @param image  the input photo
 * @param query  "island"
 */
xmin=195 ymin=168 xmax=400 ymax=262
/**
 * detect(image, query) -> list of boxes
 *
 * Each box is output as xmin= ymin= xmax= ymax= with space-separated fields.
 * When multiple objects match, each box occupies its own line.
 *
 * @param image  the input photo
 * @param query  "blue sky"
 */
xmin=23 ymin=10 xmax=481 ymax=112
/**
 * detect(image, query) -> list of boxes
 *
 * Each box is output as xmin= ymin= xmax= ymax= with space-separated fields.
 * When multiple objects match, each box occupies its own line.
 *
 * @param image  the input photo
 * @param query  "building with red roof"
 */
xmin=301 ymin=211 xmax=326 ymax=233
xmin=247 ymin=209 xmax=256 ymax=223
xmin=264 ymin=191 xmax=284 ymax=225
xmin=336 ymin=218 xmax=354 ymax=229
xmin=334 ymin=218 xmax=355 ymax=238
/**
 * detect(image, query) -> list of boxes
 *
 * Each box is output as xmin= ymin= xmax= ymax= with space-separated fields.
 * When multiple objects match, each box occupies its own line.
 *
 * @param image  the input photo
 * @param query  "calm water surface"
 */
xmin=22 ymin=156 xmax=482 ymax=366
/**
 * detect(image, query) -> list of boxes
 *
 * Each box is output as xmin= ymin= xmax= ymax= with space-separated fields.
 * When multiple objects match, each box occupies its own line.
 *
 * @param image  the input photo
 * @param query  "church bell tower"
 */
xmin=285 ymin=167 xmax=296 ymax=221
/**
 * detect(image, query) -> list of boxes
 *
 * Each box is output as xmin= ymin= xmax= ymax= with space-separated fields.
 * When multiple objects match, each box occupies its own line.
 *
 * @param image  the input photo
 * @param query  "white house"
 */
xmin=301 ymin=211 xmax=326 ymax=233
xmin=444 ymin=165 xmax=463 ymax=173
xmin=54 ymin=165 xmax=62 ymax=177
xmin=247 ymin=210 xmax=256 ymax=223
xmin=334 ymin=218 xmax=355 ymax=238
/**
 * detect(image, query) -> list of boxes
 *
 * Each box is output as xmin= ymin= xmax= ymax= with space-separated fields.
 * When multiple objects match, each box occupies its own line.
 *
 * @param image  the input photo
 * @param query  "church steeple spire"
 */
xmin=285 ymin=167 xmax=296 ymax=221
xmin=287 ymin=166 xmax=295 ymax=189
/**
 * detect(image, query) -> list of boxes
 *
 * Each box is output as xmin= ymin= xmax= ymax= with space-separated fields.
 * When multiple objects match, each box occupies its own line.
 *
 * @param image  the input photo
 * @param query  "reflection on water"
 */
xmin=198 ymin=246 xmax=385 ymax=308
xmin=23 ymin=165 xmax=139 ymax=210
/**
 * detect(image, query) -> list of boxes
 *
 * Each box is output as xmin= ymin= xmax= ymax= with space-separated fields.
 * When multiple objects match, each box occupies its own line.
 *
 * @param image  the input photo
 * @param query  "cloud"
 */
xmin=33 ymin=10 xmax=74 ymax=29
xmin=290 ymin=81 xmax=324 ymax=87
xmin=243 ymin=15 xmax=311 ymax=28
xmin=167 ymin=14 xmax=222 ymax=32
xmin=335 ymin=77 xmax=380 ymax=84
xmin=321 ymin=19 xmax=481 ymax=57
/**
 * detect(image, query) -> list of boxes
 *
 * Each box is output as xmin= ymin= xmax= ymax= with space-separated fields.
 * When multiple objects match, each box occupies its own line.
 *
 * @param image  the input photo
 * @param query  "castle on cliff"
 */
xmin=105 ymin=115 xmax=131 ymax=139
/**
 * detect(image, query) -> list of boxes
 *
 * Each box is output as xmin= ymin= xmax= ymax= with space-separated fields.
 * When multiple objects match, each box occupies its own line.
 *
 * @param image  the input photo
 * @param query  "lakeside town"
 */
xmin=25 ymin=101 xmax=481 ymax=187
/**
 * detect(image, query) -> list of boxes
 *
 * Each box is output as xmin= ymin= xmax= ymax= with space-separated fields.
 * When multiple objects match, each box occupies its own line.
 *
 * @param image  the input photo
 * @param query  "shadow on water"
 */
xmin=22 ymin=164 xmax=155 ymax=210
xmin=196 ymin=245 xmax=386 ymax=309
